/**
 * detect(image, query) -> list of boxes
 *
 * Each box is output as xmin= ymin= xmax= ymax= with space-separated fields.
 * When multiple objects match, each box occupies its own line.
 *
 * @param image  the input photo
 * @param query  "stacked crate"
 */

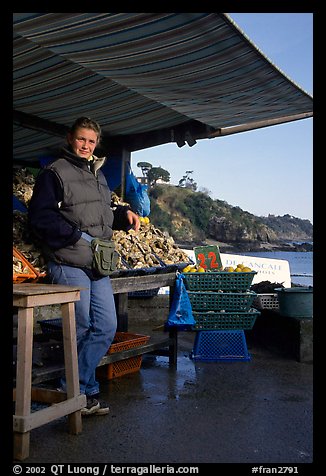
xmin=38 ymin=318 xmax=150 ymax=380
xmin=182 ymin=271 xmax=260 ymax=362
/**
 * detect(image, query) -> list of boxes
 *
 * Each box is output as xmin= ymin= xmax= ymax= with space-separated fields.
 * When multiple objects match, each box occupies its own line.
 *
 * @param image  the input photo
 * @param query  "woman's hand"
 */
xmin=126 ymin=210 xmax=140 ymax=232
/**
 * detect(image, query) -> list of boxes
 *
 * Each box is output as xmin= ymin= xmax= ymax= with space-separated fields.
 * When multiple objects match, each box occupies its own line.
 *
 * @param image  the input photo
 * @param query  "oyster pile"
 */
xmin=113 ymin=225 xmax=189 ymax=269
xmin=13 ymin=167 xmax=35 ymax=206
xmin=13 ymin=168 xmax=190 ymax=274
xmin=13 ymin=255 xmax=32 ymax=275
xmin=111 ymin=191 xmax=190 ymax=267
xmin=13 ymin=210 xmax=47 ymax=274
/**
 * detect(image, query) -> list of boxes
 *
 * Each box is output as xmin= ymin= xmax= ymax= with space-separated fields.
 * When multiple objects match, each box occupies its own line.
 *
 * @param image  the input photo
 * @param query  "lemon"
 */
xmin=236 ymin=263 xmax=245 ymax=269
xmin=182 ymin=265 xmax=191 ymax=273
xmin=235 ymin=267 xmax=242 ymax=272
xmin=242 ymin=266 xmax=252 ymax=272
xmin=197 ymin=266 xmax=205 ymax=273
xmin=144 ymin=217 xmax=150 ymax=224
xmin=225 ymin=266 xmax=234 ymax=272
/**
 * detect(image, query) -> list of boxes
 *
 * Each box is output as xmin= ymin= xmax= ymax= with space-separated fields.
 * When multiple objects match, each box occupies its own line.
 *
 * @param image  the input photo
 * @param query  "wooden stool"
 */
xmin=13 ymin=284 xmax=87 ymax=461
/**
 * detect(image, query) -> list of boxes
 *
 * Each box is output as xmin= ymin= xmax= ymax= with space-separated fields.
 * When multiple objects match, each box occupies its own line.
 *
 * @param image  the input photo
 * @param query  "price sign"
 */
xmin=194 ymin=245 xmax=222 ymax=271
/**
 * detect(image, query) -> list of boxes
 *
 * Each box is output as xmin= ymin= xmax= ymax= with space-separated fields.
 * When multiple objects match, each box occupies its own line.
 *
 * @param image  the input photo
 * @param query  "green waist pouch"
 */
xmin=91 ymin=238 xmax=119 ymax=276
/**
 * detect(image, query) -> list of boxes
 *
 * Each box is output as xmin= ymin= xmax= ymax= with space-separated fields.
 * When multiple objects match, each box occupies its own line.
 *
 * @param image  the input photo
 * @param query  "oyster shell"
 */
xmin=13 ymin=167 xmax=35 ymax=207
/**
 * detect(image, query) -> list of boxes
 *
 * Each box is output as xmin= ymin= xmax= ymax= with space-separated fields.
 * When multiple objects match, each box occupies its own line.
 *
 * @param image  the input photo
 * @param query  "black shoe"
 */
xmin=81 ymin=396 xmax=109 ymax=416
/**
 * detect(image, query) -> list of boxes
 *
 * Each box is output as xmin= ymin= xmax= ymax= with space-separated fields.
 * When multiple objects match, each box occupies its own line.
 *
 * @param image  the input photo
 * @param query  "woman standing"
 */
xmin=28 ymin=117 xmax=140 ymax=415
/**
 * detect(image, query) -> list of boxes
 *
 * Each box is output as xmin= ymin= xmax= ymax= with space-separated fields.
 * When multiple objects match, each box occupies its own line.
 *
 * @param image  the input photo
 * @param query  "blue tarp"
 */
xmin=13 ymin=195 xmax=27 ymax=212
xmin=101 ymin=156 xmax=123 ymax=191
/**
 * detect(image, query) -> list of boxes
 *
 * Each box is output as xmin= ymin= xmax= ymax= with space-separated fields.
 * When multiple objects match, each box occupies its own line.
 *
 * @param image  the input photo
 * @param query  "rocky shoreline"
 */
xmin=221 ymin=241 xmax=313 ymax=253
xmin=177 ymin=239 xmax=313 ymax=254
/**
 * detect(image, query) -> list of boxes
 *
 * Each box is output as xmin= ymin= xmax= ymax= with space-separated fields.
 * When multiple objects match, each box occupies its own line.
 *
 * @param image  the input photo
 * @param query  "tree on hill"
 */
xmin=178 ymin=170 xmax=197 ymax=191
xmin=147 ymin=166 xmax=170 ymax=187
xmin=137 ymin=161 xmax=152 ymax=177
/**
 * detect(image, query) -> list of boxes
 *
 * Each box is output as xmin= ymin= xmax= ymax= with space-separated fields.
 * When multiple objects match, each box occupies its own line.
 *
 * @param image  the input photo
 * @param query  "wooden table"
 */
xmin=15 ymin=272 xmax=178 ymax=385
xmin=13 ymin=284 xmax=87 ymax=461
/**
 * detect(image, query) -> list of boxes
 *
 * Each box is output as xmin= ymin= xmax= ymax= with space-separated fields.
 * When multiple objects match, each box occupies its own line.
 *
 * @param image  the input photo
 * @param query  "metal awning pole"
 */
xmin=120 ymin=149 xmax=131 ymax=201
xmin=209 ymin=112 xmax=313 ymax=138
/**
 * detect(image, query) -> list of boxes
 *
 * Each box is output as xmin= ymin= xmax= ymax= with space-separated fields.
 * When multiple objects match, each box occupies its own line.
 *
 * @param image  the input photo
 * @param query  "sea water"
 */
xmin=235 ymin=250 xmax=313 ymax=287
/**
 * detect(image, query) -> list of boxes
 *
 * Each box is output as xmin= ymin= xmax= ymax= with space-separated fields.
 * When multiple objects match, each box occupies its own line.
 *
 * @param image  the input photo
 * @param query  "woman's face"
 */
xmin=67 ymin=127 xmax=98 ymax=160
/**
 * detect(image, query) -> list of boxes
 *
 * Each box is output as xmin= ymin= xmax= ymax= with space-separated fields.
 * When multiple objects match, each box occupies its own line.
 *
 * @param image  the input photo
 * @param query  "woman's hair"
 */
xmin=69 ymin=117 xmax=101 ymax=141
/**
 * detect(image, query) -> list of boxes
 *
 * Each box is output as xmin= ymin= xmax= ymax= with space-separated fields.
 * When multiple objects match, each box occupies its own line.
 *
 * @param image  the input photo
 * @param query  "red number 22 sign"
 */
xmin=194 ymin=245 xmax=222 ymax=270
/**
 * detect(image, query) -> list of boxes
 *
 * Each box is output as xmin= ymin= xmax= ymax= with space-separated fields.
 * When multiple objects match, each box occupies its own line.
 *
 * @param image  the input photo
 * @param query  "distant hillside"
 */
xmin=259 ymin=214 xmax=313 ymax=241
xmin=148 ymin=184 xmax=313 ymax=250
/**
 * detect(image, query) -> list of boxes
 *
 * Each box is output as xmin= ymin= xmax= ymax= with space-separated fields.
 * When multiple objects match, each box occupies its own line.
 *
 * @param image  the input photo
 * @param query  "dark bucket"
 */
xmin=275 ymin=287 xmax=313 ymax=319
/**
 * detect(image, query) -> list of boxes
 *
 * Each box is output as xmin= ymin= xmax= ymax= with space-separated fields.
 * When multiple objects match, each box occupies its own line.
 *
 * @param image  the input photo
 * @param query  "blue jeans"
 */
xmin=47 ymin=261 xmax=117 ymax=396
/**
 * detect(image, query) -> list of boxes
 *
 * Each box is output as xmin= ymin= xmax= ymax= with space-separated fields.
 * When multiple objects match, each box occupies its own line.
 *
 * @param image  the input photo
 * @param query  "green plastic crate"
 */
xmin=187 ymin=290 xmax=257 ymax=312
xmin=192 ymin=308 xmax=260 ymax=330
xmin=182 ymin=271 xmax=257 ymax=292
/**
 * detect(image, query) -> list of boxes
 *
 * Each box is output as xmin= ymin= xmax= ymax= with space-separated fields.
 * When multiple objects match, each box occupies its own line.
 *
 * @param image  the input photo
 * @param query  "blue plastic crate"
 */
xmin=191 ymin=330 xmax=251 ymax=362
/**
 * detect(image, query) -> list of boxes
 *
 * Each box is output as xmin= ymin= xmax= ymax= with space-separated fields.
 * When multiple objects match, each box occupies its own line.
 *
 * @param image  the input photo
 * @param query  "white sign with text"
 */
xmin=221 ymin=253 xmax=291 ymax=287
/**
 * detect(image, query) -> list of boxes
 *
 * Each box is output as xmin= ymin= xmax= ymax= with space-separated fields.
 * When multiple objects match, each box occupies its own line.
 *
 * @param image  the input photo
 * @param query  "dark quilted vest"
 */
xmin=47 ymin=154 xmax=114 ymax=268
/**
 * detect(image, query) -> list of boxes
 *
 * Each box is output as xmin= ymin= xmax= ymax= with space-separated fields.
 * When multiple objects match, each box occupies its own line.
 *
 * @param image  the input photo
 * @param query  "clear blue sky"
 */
xmin=132 ymin=13 xmax=313 ymax=223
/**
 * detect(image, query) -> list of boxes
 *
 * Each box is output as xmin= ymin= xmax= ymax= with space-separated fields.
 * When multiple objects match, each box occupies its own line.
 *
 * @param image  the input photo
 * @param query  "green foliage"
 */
xmin=259 ymin=214 xmax=313 ymax=238
xmin=137 ymin=161 xmax=152 ymax=168
xmin=178 ymin=170 xmax=197 ymax=191
xmin=147 ymin=167 xmax=170 ymax=186
xmin=149 ymin=186 xmax=164 ymax=199
xmin=182 ymin=192 xmax=212 ymax=232
xmin=149 ymin=198 xmax=173 ymax=234
xmin=137 ymin=162 xmax=152 ymax=177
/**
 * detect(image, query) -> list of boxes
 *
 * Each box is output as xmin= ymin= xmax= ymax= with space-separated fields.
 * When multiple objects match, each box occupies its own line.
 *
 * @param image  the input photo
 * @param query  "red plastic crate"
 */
xmin=13 ymin=246 xmax=39 ymax=283
xmin=97 ymin=332 xmax=150 ymax=380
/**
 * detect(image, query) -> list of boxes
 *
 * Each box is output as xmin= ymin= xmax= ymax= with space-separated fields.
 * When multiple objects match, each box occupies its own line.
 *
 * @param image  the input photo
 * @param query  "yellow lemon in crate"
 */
xmin=224 ymin=266 xmax=234 ymax=272
xmin=242 ymin=266 xmax=252 ymax=272
xmin=235 ymin=267 xmax=243 ymax=272
xmin=197 ymin=266 xmax=205 ymax=272
xmin=182 ymin=265 xmax=192 ymax=273
xmin=236 ymin=263 xmax=245 ymax=269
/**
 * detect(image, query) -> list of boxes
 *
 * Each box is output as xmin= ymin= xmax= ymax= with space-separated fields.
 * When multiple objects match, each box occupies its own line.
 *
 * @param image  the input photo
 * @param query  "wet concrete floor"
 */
xmin=21 ymin=321 xmax=313 ymax=465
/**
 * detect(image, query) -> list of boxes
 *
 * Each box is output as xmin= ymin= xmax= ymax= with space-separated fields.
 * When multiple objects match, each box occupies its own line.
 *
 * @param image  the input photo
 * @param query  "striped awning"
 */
xmin=13 ymin=13 xmax=313 ymax=162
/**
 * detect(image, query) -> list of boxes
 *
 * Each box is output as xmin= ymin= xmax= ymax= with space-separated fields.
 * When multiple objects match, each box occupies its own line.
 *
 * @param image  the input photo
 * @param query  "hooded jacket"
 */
xmin=28 ymin=147 xmax=131 ymax=270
